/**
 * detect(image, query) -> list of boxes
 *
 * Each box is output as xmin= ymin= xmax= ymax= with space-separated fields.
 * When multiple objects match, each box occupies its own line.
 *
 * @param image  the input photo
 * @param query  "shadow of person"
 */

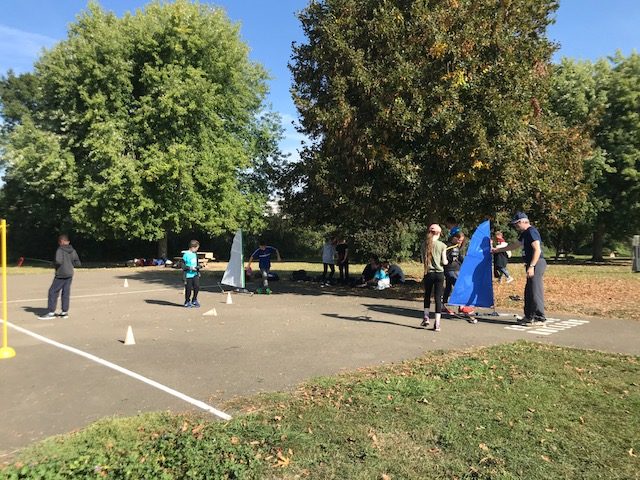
xmin=323 ymin=313 xmax=425 ymax=331
xmin=22 ymin=306 xmax=51 ymax=317
xmin=144 ymin=299 xmax=185 ymax=307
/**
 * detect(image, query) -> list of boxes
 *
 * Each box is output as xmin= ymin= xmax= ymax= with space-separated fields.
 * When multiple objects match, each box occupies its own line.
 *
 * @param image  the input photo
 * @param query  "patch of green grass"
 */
xmin=3 ymin=343 xmax=639 ymax=479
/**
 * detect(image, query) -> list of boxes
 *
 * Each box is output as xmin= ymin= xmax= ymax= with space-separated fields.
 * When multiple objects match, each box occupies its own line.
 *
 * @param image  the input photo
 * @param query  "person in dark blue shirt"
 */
xmin=247 ymin=239 xmax=281 ymax=293
xmin=491 ymin=212 xmax=547 ymax=326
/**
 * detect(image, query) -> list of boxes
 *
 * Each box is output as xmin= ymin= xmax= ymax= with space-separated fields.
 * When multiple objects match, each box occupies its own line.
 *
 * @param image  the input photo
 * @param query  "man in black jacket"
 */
xmin=38 ymin=235 xmax=81 ymax=320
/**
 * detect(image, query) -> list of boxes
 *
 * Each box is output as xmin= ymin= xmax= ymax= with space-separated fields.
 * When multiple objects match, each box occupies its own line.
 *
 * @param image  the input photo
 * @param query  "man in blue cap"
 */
xmin=491 ymin=212 xmax=547 ymax=326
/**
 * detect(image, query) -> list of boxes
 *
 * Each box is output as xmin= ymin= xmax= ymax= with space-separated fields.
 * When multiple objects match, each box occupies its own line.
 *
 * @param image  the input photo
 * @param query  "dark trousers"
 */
xmin=48 ymin=277 xmax=72 ymax=313
xmin=185 ymin=276 xmax=200 ymax=302
xmin=423 ymin=272 xmax=445 ymax=313
xmin=524 ymin=258 xmax=546 ymax=319
xmin=322 ymin=263 xmax=335 ymax=282
xmin=494 ymin=265 xmax=511 ymax=279
xmin=338 ymin=261 xmax=349 ymax=282
xmin=443 ymin=270 xmax=458 ymax=304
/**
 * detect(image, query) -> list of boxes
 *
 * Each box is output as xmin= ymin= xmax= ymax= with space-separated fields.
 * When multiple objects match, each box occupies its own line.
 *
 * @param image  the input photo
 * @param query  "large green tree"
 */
xmin=1 ymin=1 xmax=282 ymax=256
xmin=285 ymin=0 xmax=588 ymax=244
xmin=549 ymin=54 xmax=640 ymax=260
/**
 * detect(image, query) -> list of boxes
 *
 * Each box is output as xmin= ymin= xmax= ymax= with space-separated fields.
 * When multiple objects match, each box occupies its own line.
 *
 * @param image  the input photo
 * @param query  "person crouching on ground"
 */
xmin=421 ymin=224 xmax=448 ymax=331
xmin=356 ymin=254 xmax=380 ymax=287
xmin=491 ymin=212 xmax=547 ymax=326
xmin=38 ymin=234 xmax=81 ymax=320
xmin=183 ymin=240 xmax=202 ymax=308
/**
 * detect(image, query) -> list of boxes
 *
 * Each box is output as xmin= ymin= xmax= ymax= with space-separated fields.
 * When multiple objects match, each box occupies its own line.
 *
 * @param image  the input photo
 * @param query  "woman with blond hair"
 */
xmin=421 ymin=224 xmax=449 ymax=331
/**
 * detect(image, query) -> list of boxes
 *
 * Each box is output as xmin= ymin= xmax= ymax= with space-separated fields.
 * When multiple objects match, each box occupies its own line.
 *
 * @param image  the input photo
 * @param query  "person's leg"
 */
xmin=60 ymin=278 xmax=72 ymax=313
xmin=192 ymin=276 xmax=200 ymax=303
xmin=344 ymin=262 xmax=349 ymax=281
xmin=433 ymin=273 xmax=445 ymax=330
xmin=443 ymin=272 xmax=454 ymax=304
xmin=523 ymin=268 xmax=534 ymax=320
xmin=185 ymin=278 xmax=193 ymax=304
xmin=422 ymin=273 xmax=434 ymax=326
xmin=47 ymin=278 xmax=64 ymax=313
xmin=321 ymin=263 xmax=328 ymax=283
xmin=531 ymin=258 xmax=546 ymax=320
xmin=338 ymin=263 xmax=345 ymax=282
xmin=328 ymin=263 xmax=335 ymax=280
xmin=261 ymin=268 xmax=269 ymax=288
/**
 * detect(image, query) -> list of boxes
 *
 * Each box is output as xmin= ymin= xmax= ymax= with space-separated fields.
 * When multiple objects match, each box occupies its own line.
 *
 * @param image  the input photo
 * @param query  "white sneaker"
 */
xmin=38 ymin=312 xmax=56 ymax=320
xmin=58 ymin=312 xmax=69 ymax=318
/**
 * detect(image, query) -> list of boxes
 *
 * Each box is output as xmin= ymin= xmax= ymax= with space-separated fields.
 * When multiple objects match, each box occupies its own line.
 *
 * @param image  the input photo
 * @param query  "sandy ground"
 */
xmin=1 ymin=267 xmax=639 ymax=456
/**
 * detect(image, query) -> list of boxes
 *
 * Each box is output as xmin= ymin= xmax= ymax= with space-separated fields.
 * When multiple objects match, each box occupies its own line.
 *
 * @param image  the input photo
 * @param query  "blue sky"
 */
xmin=1 ymin=0 xmax=639 ymax=158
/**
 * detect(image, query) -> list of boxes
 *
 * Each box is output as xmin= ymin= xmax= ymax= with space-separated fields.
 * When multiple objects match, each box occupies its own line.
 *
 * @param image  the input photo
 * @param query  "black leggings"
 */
xmin=185 ymin=276 xmax=200 ymax=301
xmin=322 ymin=263 xmax=335 ymax=282
xmin=423 ymin=272 xmax=445 ymax=313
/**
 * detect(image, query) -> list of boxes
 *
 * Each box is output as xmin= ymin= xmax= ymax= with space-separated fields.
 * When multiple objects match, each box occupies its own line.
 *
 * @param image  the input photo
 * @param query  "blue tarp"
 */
xmin=448 ymin=220 xmax=494 ymax=308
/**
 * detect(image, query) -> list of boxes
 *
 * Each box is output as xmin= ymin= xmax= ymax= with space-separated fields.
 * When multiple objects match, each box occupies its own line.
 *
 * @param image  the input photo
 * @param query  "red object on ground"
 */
xmin=17 ymin=256 xmax=25 ymax=267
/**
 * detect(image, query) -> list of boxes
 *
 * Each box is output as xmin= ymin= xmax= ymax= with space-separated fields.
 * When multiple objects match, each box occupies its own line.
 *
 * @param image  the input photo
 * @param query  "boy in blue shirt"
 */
xmin=182 ymin=240 xmax=201 ymax=308
xmin=247 ymin=239 xmax=281 ymax=293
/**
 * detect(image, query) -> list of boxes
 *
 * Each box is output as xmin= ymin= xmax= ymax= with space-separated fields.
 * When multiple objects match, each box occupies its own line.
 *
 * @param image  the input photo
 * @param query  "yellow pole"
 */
xmin=0 ymin=219 xmax=16 ymax=359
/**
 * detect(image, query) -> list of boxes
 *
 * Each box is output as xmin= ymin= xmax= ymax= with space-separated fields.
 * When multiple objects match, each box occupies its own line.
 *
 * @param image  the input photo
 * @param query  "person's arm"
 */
xmin=246 ymin=256 xmax=254 ymax=269
xmin=54 ymin=248 xmax=63 ymax=268
xmin=491 ymin=240 xmax=521 ymax=253
xmin=527 ymin=240 xmax=542 ymax=278
xmin=72 ymin=251 xmax=81 ymax=268
xmin=441 ymin=248 xmax=449 ymax=266
xmin=344 ymin=247 xmax=349 ymax=264
xmin=275 ymin=248 xmax=282 ymax=262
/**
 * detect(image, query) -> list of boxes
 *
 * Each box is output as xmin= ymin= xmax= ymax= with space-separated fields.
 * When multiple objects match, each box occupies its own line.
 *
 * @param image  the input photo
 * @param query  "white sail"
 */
xmin=221 ymin=229 xmax=245 ymax=288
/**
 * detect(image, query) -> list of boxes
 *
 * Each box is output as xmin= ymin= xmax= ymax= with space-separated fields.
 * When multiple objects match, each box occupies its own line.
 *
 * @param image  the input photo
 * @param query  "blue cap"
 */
xmin=449 ymin=226 xmax=461 ymax=236
xmin=510 ymin=212 xmax=528 ymax=224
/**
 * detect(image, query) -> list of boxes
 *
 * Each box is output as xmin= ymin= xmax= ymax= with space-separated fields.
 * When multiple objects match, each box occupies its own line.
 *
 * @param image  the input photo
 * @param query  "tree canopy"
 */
xmin=1 ymin=0 xmax=283 ymax=253
xmin=285 ymin=0 xmax=588 ymax=247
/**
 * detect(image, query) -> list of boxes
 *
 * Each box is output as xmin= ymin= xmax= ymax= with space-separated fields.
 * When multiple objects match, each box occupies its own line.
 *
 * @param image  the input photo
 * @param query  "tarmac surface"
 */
xmin=1 ymin=267 xmax=639 ymax=456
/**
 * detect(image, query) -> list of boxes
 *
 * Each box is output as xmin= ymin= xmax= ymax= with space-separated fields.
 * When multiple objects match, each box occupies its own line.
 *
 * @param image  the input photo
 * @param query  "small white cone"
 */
xmin=123 ymin=279 xmax=129 ymax=288
xmin=124 ymin=325 xmax=135 ymax=345
xmin=226 ymin=292 xmax=233 ymax=305
xmin=203 ymin=307 xmax=218 ymax=317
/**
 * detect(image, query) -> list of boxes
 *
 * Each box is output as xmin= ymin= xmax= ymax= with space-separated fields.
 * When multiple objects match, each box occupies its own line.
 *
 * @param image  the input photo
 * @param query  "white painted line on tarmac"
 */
xmin=7 ymin=322 xmax=232 ymax=421
xmin=7 ymin=284 xmax=221 ymax=304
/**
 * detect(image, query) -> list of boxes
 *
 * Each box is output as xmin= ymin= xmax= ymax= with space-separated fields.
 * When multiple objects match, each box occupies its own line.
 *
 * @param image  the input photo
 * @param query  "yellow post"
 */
xmin=0 ymin=219 xmax=16 ymax=359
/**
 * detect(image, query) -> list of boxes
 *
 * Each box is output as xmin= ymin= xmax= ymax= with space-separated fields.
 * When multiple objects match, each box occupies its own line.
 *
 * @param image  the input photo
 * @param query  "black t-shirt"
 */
xmin=518 ymin=226 xmax=544 ymax=265
xmin=336 ymin=243 xmax=348 ymax=262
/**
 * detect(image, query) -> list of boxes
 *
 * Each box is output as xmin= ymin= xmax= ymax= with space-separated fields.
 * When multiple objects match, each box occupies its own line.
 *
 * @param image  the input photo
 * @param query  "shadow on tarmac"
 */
xmin=144 ymin=299 xmax=185 ymax=308
xmin=22 ymin=306 xmax=52 ymax=317
xmin=323 ymin=313 xmax=425 ymax=331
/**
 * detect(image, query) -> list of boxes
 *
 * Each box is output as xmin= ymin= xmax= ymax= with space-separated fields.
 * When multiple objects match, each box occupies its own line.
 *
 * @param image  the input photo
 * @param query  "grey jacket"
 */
xmin=54 ymin=245 xmax=81 ymax=279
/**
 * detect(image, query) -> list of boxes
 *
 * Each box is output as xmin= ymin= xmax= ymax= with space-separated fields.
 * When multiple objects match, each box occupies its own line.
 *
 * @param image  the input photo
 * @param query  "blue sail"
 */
xmin=448 ymin=220 xmax=494 ymax=308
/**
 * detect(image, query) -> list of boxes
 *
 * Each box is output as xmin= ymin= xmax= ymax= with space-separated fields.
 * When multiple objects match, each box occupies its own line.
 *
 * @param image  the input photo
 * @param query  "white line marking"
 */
xmin=7 ymin=322 xmax=232 ymax=421
xmin=7 ymin=284 xmax=221 ymax=304
xmin=527 ymin=330 xmax=552 ymax=335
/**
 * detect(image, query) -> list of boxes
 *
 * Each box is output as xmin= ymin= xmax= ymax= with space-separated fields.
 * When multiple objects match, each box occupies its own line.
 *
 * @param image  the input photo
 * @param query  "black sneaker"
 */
xmin=517 ymin=317 xmax=534 ymax=326
xmin=420 ymin=318 xmax=430 ymax=327
xmin=58 ymin=312 xmax=69 ymax=319
xmin=532 ymin=316 xmax=546 ymax=325
xmin=37 ymin=312 xmax=56 ymax=320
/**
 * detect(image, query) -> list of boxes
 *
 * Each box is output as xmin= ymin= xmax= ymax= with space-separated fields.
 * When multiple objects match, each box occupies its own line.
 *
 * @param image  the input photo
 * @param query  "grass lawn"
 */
xmin=3 ymin=342 xmax=638 ymax=479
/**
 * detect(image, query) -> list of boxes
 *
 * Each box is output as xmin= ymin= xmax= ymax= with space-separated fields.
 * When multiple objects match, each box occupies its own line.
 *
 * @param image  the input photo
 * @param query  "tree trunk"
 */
xmin=157 ymin=232 xmax=168 ymax=259
xmin=591 ymin=222 xmax=605 ymax=262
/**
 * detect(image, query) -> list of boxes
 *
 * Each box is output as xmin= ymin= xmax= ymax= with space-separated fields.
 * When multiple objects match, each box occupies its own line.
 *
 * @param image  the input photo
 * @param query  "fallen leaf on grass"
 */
xmin=191 ymin=424 xmax=205 ymax=437
xmin=381 ymin=474 xmax=392 ymax=480
xmin=541 ymin=455 xmax=551 ymax=462
xmin=579 ymin=416 xmax=585 ymax=424
xmin=545 ymin=428 xmax=555 ymax=433
xmin=230 ymin=436 xmax=240 ymax=445
xmin=271 ymin=449 xmax=292 ymax=468
xmin=479 ymin=443 xmax=490 ymax=451
xmin=528 ymin=408 xmax=536 ymax=413
xmin=629 ymin=448 xmax=637 ymax=457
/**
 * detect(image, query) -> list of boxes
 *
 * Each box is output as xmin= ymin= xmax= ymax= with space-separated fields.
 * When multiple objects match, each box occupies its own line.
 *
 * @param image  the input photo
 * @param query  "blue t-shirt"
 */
xmin=519 ymin=226 xmax=544 ymax=265
xmin=374 ymin=268 xmax=389 ymax=280
xmin=182 ymin=251 xmax=199 ymax=279
xmin=251 ymin=246 xmax=276 ymax=270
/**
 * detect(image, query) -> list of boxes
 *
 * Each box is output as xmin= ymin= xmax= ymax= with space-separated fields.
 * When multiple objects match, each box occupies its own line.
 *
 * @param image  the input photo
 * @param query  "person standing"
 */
xmin=320 ymin=237 xmax=337 ymax=286
xmin=38 ymin=234 xmax=81 ymax=320
xmin=491 ymin=212 xmax=546 ymax=325
xmin=493 ymin=231 xmax=514 ymax=283
xmin=182 ymin=240 xmax=202 ymax=308
xmin=442 ymin=231 xmax=465 ymax=313
xmin=421 ymin=224 xmax=448 ymax=331
xmin=247 ymin=239 xmax=282 ymax=294
xmin=336 ymin=237 xmax=349 ymax=284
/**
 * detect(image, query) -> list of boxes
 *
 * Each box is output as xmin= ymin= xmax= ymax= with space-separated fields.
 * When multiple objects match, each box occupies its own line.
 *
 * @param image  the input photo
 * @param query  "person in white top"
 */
xmin=320 ymin=237 xmax=337 ymax=286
